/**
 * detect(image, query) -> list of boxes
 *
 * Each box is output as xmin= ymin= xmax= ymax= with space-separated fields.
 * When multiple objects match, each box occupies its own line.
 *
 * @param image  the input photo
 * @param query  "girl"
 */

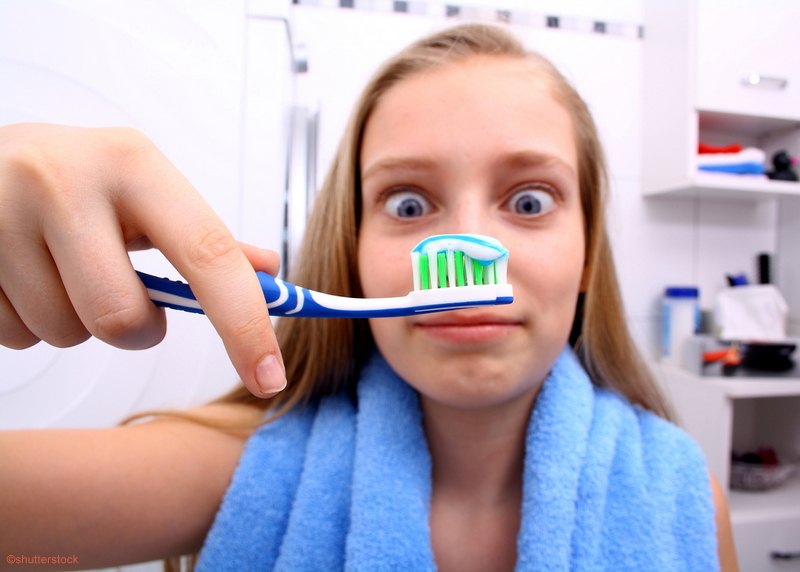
xmin=0 ymin=24 xmax=737 ymax=571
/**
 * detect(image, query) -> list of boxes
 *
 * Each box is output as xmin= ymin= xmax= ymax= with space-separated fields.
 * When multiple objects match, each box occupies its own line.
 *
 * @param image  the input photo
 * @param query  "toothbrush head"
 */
xmin=411 ymin=234 xmax=509 ymax=291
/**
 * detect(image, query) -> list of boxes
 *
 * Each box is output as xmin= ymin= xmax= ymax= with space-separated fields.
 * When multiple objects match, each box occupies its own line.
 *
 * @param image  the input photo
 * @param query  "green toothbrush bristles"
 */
xmin=455 ymin=252 xmax=465 ymax=287
xmin=437 ymin=252 xmax=447 ymax=288
xmin=419 ymin=254 xmax=430 ymax=290
xmin=415 ymin=250 xmax=506 ymax=290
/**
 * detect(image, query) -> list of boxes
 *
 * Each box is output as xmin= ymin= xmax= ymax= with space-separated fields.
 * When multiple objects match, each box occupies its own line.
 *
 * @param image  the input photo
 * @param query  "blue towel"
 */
xmin=698 ymin=163 xmax=765 ymax=175
xmin=197 ymin=347 xmax=718 ymax=571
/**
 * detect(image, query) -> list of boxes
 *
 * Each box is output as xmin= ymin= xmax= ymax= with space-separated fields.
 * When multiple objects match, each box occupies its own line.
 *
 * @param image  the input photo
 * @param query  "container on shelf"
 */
xmin=661 ymin=286 xmax=700 ymax=366
xmin=730 ymin=461 xmax=797 ymax=492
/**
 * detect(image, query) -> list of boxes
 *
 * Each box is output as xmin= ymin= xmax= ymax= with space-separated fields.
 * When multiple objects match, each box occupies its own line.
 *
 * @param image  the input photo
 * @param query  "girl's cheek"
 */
xmin=359 ymin=237 xmax=406 ymax=298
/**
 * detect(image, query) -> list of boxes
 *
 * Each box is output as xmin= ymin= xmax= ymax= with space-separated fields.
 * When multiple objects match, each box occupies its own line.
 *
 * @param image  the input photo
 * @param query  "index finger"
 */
xmin=119 ymin=142 xmax=286 ymax=397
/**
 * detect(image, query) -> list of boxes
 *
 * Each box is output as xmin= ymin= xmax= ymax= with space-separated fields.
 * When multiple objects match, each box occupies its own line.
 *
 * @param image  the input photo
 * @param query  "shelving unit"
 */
xmin=642 ymin=0 xmax=800 ymax=561
xmin=654 ymin=365 xmax=800 ymax=570
xmin=643 ymin=0 xmax=800 ymax=202
xmin=645 ymin=111 xmax=800 ymax=200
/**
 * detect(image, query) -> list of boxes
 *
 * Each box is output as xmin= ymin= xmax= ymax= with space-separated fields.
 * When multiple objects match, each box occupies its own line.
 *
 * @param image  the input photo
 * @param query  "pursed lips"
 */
xmin=412 ymin=311 xmax=523 ymax=343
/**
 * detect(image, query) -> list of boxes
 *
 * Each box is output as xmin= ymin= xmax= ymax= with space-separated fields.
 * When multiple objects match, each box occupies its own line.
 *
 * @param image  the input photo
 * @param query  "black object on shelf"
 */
xmin=758 ymin=253 xmax=771 ymax=284
xmin=741 ymin=342 xmax=797 ymax=372
xmin=766 ymin=150 xmax=798 ymax=181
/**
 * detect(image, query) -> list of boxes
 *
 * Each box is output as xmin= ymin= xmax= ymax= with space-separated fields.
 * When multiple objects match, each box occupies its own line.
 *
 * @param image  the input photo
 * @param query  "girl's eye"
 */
xmin=384 ymin=190 xmax=431 ymax=219
xmin=507 ymin=187 xmax=556 ymax=216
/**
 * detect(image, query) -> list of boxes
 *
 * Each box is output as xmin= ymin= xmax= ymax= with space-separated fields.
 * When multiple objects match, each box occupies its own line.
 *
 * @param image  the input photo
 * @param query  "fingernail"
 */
xmin=255 ymin=354 xmax=287 ymax=395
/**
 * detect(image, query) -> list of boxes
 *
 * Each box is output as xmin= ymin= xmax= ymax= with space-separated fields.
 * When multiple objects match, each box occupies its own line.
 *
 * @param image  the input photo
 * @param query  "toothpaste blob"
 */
xmin=411 ymin=234 xmax=509 ymax=290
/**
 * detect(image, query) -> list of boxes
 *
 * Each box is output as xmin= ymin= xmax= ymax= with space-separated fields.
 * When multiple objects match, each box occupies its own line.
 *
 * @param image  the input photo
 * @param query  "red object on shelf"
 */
xmin=756 ymin=447 xmax=780 ymax=466
xmin=703 ymin=344 xmax=741 ymax=366
xmin=698 ymin=142 xmax=744 ymax=154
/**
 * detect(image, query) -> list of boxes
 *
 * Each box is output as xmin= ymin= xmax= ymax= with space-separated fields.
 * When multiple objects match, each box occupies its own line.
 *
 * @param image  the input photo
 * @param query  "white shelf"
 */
xmin=700 ymin=376 xmax=800 ymax=399
xmin=730 ymin=472 xmax=800 ymax=524
xmin=644 ymin=172 xmax=800 ymax=201
xmin=657 ymin=365 xmax=800 ymax=398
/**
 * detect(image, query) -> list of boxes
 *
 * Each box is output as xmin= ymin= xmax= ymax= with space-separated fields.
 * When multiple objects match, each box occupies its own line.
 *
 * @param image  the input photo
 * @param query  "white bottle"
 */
xmin=661 ymin=287 xmax=700 ymax=367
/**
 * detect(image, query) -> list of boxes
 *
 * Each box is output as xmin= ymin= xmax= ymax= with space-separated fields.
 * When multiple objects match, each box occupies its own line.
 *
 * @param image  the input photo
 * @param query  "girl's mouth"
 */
xmin=413 ymin=313 xmax=522 ymax=344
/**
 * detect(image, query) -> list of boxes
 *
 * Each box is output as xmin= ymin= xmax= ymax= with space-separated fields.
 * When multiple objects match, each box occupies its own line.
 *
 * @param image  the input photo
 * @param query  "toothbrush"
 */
xmin=137 ymin=234 xmax=513 ymax=318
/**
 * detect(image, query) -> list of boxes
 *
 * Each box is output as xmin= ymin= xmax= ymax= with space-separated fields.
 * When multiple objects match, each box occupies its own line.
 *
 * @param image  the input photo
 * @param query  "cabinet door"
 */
xmin=696 ymin=0 xmax=800 ymax=120
xmin=733 ymin=516 xmax=800 ymax=571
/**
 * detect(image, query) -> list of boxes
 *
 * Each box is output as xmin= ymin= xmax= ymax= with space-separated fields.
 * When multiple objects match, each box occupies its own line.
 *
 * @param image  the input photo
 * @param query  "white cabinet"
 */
xmin=643 ymin=0 xmax=800 ymax=200
xmin=734 ymin=516 xmax=800 ymax=571
xmin=655 ymin=366 xmax=800 ymax=569
xmin=696 ymin=0 xmax=800 ymax=120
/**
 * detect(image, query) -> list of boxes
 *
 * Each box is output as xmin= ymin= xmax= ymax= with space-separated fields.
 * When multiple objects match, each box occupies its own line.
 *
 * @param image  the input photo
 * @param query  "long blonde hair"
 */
xmin=217 ymin=23 xmax=672 ymax=421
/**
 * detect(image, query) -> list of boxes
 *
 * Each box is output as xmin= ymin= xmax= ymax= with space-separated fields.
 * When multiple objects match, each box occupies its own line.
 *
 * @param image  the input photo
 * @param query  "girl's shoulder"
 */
xmin=592 ymin=385 xmax=709 ymax=482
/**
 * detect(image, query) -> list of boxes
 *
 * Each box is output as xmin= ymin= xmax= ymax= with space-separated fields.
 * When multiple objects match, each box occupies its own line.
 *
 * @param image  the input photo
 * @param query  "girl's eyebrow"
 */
xmin=361 ymin=157 xmax=436 ymax=182
xmin=361 ymin=150 xmax=577 ymax=183
xmin=498 ymin=150 xmax=577 ymax=181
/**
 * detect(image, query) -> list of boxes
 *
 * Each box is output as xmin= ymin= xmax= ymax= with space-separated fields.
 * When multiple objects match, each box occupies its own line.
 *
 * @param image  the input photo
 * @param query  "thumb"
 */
xmin=238 ymin=242 xmax=281 ymax=277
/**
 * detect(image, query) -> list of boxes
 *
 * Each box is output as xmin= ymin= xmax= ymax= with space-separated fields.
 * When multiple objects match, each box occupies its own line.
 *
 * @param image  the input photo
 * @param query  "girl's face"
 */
xmin=358 ymin=56 xmax=586 ymax=410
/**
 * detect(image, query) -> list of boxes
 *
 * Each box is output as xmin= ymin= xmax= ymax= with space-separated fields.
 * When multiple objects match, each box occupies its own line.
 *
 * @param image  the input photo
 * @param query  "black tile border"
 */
xmin=293 ymin=0 xmax=643 ymax=39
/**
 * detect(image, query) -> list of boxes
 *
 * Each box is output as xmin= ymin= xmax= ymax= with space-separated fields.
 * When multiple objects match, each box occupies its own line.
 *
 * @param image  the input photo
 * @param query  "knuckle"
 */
xmin=0 ymin=126 xmax=152 ymax=213
xmin=230 ymin=310 xmax=273 ymax=345
xmin=184 ymin=223 xmax=240 ymax=271
xmin=0 ymin=325 xmax=41 ymax=350
xmin=97 ymin=127 xmax=169 ymax=188
xmin=45 ymin=325 xmax=92 ymax=349
xmin=0 ymin=137 xmax=59 ymax=199
xmin=88 ymin=289 xmax=152 ymax=346
xmin=99 ymin=126 xmax=154 ymax=166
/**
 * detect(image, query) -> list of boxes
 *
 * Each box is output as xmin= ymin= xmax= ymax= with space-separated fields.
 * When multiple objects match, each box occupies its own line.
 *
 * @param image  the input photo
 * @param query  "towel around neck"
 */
xmin=197 ymin=346 xmax=718 ymax=571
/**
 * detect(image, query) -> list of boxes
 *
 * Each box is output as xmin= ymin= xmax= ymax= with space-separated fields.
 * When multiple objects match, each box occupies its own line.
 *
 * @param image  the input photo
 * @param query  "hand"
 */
xmin=0 ymin=123 xmax=286 ymax=397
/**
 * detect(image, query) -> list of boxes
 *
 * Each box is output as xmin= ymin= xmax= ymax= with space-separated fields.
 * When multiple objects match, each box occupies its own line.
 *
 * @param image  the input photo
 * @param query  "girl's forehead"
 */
xmin=360 ymin=56 xmax=577 ymax=177
xmin=393 ymin=55 xmax=557 ymax=101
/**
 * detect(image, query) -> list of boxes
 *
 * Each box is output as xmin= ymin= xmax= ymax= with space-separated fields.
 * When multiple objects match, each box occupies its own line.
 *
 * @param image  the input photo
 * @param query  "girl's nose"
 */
xmin=447 ymin=192 xmax=496 ymax=236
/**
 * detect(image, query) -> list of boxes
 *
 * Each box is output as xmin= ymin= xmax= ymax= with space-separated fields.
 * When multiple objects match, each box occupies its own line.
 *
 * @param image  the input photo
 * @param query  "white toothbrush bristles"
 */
xmin=411 ymin=251 xmax=421 ymax=292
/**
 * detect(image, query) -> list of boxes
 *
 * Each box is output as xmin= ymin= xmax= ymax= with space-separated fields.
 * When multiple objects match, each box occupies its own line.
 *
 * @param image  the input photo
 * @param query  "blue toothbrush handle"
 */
xmin=137 ymin=271 xmax=317 ymax=317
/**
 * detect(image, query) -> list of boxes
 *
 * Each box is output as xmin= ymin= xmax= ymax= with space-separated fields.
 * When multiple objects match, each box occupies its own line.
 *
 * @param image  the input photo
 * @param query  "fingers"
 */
xmin=128 ymin=201 xmax=286 ymax=397
xmin=0 ymin=227 xmax=91 ymax=348
xmin=0 ymin=124 xmax=286 ymax=397
xmin=0 ymin=286 xmax=40 ymax=349
xmin=0 ymin=125 xmax=164 ymax=351
xmin=42 ymin=199 xmax=167 ymax=350
xmin=104 ymin=131 xmax=287 ymax=396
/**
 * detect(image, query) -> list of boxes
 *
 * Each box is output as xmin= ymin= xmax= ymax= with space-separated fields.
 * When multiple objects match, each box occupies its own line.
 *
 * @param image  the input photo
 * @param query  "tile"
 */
xmin=608 ymin=179 xmax=696 ymax=321
xmin=696 ymin=197 xmax=778 ymax=310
